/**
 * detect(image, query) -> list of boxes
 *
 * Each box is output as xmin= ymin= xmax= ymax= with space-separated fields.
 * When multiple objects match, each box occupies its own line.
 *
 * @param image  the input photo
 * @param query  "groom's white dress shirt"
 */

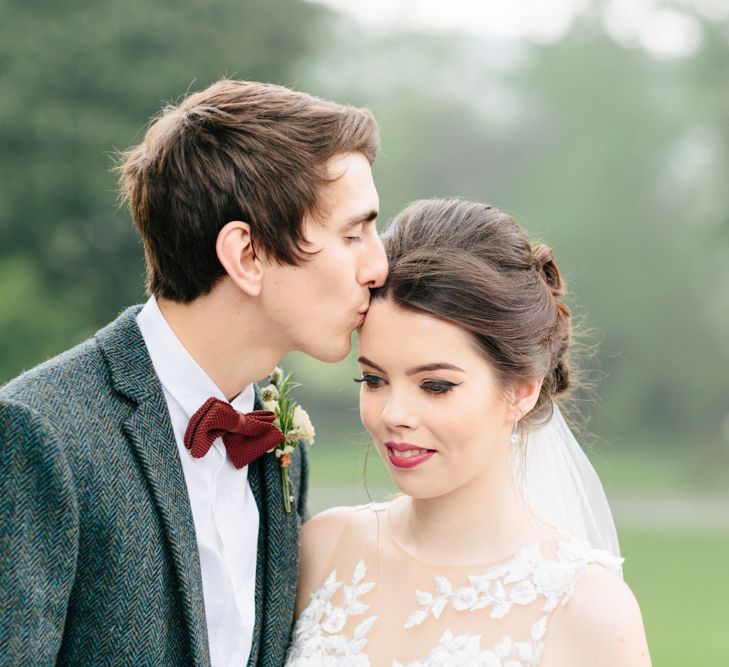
xmin=137 ymin=297 xmax=258 ymax=667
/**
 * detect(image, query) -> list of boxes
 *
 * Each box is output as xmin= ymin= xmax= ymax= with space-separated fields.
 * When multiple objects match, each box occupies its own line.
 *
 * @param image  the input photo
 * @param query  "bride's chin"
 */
xmin=387 ymin=475 xmax=442 ymax=501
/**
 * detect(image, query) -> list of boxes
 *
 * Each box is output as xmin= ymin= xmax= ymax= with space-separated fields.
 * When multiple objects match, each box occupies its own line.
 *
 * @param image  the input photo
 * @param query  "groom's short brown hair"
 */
xmin=117 ymin=79 xmax=379 ymax=302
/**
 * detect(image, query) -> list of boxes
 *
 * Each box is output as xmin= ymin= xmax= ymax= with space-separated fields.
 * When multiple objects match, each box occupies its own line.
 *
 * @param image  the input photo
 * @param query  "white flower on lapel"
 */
xmin=260 ymin=383 xmax=279 ymax=403
xmin=292 ymin=405 xmax=315 ymax=445
xmin=265 ymin=366 xmax=315 ymax=513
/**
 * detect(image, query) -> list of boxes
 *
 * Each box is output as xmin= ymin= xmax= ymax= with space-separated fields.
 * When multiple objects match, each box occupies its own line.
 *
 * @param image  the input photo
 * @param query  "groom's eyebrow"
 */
xmin=340 ymin=209 xmax=378 ymax=231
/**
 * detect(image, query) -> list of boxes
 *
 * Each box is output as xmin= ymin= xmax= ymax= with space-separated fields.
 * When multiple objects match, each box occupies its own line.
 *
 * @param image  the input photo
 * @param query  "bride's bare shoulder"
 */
xmin=301 ymin=503 xmax=381 ymax=558
xmin=543 ymin=564 xmax=652 ymax=667
xmin=297 ymin=503 xmax=384 ymax=614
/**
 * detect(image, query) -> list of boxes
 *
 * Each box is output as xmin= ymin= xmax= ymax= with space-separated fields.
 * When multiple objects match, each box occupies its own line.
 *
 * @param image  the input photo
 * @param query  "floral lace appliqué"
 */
xmin=286 ymin=560 xmax=377 ymax=666
xmin=285 ymin=538 xmax=624 ymax=667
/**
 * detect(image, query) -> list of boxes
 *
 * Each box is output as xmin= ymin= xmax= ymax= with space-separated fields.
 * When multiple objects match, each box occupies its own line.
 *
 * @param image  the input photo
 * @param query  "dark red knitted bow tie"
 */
xmin=183 ymin=397 xmax=285 ymax=469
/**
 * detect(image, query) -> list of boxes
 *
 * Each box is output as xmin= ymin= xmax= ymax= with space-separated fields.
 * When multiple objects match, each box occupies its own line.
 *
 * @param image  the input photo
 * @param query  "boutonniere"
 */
xmin=261 ymin=366 xmax=315 ymax=513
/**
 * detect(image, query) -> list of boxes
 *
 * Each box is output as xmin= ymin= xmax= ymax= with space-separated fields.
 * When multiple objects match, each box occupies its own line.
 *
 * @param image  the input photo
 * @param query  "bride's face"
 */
xmin=358 ymin=298 xmax=514 ymax=500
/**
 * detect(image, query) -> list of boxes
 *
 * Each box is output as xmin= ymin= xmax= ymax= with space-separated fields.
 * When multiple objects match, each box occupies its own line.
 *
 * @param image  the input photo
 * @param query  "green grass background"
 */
xmin=621 ymin=529 xmax=729 ymax=665
xmin=305 ymin=439 xmax=729 ymax=666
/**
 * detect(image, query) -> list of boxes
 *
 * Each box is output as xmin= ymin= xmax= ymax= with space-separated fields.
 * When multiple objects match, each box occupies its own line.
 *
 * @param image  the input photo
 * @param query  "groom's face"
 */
xmin=259 ymin=152 xmax=387 ymax=362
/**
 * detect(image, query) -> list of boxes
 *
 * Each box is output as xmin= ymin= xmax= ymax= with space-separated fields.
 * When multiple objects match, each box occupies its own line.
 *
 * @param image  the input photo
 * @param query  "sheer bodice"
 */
xmin=286 ymin=504 xmax=623 ymax=667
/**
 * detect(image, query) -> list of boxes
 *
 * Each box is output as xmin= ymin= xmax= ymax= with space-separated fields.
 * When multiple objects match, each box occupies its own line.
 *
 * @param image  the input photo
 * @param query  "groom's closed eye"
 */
xmin=345 ymin=225 xmax=364 ymax=242
xmin=339 ymin=209 xmax=378 ymax=233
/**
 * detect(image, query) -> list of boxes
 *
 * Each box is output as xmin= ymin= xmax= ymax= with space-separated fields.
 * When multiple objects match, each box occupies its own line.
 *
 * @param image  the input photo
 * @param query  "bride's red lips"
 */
xmin=386 ymin=442 xmax=431 ymax=452
xmin=385 ymin=442 xmax=436 ymax=469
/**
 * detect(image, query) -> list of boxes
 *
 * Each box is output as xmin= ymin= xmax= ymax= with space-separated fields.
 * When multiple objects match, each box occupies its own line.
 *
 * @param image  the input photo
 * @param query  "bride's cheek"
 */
xmin=359 ymin=395 xmax=379 ymax=433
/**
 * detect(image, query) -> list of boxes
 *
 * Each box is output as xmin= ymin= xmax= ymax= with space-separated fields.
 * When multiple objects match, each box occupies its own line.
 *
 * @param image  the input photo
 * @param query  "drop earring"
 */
xmin=510 ymin=417 xmax=519 ymax=445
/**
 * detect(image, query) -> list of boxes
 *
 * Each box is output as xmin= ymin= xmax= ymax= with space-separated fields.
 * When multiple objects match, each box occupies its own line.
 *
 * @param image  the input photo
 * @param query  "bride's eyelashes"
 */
xmin=420 ymin=380 xmax=461 ymax=397
xmin=354 ymin=374 xmax=462 ymax=398
xmin=353 ymin=373 xmax=384 ymax=390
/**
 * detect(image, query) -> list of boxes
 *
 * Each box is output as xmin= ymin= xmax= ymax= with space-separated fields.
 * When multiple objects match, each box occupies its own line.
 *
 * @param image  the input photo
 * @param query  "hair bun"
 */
xmin=553 ymin=359 xmax=570 ymax=394
xmin=532 ymin=243 xmax=564 ymax=298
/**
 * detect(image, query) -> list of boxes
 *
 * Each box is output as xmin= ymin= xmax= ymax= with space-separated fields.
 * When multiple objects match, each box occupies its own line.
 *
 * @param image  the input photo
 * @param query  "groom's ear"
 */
xmin=216 ymin=220 xmax=264 ymax=297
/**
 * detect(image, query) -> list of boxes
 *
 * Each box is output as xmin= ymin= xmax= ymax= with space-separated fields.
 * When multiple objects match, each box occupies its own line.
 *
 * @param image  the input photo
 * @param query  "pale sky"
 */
xmin=308 ymin=0 xmax=729 ymax=57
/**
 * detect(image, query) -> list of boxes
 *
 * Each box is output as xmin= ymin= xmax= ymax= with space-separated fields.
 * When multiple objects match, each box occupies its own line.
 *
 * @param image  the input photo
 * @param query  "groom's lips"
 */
xmin=386 ymin=442 xmax=436 ymax=469
xmin=354 ymin=306 xmax=369 ymax=328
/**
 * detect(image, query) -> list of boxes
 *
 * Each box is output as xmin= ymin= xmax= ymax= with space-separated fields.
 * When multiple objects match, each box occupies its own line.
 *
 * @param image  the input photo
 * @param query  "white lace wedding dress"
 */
xmin=285 ymin=504 xmax=623 ymax=667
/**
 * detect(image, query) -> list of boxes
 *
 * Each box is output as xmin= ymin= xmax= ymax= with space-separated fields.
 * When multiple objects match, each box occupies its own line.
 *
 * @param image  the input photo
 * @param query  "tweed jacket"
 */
xmin=0 ymin=306 xmax=308 ymax=666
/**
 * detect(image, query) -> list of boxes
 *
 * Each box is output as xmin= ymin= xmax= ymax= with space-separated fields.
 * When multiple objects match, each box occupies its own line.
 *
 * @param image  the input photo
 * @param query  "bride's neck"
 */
xmin=391 ymin=461 xmax=544 ymax=566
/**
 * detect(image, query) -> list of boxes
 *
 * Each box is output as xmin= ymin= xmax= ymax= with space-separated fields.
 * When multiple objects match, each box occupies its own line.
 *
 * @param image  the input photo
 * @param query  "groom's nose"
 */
xmin=358 ymin=233 xmax=388 ymax=288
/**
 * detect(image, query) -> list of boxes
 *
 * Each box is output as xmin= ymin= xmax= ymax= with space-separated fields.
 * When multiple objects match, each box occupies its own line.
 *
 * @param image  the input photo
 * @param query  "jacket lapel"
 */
xmin=96 ymin=307 xmax=210 ymax=667
xmin=247 ymin=391 xmax=300 ymax=666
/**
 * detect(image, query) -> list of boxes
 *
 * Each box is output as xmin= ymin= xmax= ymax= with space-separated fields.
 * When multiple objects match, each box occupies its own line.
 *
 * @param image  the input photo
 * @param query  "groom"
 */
xmin=0 ymin=80 xmax=387 ymax=666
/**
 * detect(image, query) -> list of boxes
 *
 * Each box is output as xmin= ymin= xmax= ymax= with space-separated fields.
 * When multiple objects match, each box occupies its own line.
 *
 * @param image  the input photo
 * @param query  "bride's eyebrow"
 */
xmin=405 ymin=363 xmax=465 ymax=375
xmin=358 ymin=357 xmax=465 ymax=376
xmin=357 ymin=356 xmax=385 ymax=372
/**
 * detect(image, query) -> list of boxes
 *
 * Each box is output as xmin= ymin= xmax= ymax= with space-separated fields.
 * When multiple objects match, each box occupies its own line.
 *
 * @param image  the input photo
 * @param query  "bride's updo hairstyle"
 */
xmin=375 ymin=198 xmax=572 ymax=427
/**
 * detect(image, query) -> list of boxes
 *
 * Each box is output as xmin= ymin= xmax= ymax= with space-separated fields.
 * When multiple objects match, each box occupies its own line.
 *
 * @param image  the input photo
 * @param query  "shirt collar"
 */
xmin=136 ymin=296 xmax=254 ymax=418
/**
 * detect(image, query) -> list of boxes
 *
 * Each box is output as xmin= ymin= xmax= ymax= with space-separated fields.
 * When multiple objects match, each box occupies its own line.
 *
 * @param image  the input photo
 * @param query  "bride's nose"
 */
xmin=380 ymin=389 xmax=418 ymax=431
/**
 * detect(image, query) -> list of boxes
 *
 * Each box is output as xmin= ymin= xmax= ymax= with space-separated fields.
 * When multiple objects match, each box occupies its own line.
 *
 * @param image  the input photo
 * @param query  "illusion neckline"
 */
xmin=377 ymin=501 xmax=559 ymax=572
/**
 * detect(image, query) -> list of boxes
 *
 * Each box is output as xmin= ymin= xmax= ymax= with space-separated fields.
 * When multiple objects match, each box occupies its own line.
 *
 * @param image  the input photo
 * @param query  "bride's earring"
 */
xmin=510 ymin=417 xmax=519 ymax=445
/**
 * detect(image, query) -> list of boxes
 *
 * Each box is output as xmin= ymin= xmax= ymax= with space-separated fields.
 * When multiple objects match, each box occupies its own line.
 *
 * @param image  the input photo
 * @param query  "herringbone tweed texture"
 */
xmin=0 ymin=306 xmax=308 ymax=667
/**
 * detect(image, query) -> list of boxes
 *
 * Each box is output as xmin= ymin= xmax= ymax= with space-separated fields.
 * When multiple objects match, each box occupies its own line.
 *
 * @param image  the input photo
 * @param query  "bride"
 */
xmin=286 ymin=199 xmax=651 ymax=666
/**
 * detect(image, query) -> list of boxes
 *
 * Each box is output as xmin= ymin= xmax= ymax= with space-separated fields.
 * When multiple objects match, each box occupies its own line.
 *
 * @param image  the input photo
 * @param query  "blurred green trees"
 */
xmin=0 ymin=0 xmax=329 ymax=373
xmin=1 ymin=0 xmax=727 ymax=457
xmin=296 ymin=11 xmax=729 ymax=451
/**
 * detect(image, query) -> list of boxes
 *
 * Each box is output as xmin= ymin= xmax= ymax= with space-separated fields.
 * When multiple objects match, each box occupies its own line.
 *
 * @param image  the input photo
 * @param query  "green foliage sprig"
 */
xmin=261 ymin=367 xmax=315 ymax=513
